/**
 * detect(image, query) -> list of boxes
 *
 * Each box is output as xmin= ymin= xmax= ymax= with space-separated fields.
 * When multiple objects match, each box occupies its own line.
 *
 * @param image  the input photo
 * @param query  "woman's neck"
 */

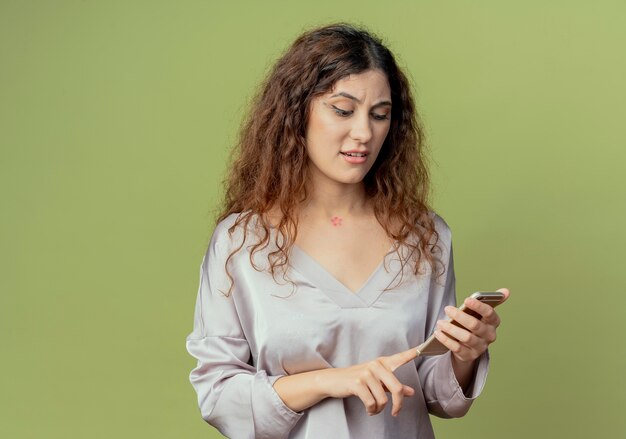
xmin=299 ymin=179 xmax=371 ymax=223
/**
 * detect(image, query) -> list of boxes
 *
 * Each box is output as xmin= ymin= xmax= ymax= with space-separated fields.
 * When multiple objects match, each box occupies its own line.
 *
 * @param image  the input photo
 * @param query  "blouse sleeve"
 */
xmin=415 ymin=221 xmax=490 ymax=418
xmin=185 ymin=227 xmax=303 ymax=439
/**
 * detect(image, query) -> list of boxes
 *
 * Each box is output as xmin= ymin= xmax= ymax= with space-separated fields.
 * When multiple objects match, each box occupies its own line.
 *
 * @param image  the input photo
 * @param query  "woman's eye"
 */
xmin=332 ymin=105 xmax=352 ymax=117
xmin=331 ymin=105 xmax=389 ymax=121
xmin=372 ymin=113 xmax=390 ymax=121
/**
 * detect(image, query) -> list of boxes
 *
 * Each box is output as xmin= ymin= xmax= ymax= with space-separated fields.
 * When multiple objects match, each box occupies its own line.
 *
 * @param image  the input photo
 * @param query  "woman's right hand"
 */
xmin=273 ymin=348 xmax=418 ymax=415
xmin=315 ymin=348 xmax=418 ymax=417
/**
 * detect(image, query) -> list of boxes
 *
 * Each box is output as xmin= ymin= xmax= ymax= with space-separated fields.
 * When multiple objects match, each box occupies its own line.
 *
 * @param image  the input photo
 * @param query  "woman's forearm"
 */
xmin=272 ymin=368 xmax=333 ymax=413
xmin=273 ymin=350 xmax=418 ymax=415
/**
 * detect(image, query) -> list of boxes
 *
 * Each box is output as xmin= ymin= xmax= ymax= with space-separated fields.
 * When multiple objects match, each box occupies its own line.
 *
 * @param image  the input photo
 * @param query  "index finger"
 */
xmin=463 ymin=288 xmax=510 ymax=319
xmin=496 ymin=288 xmax=511 ymax=302
xmin=462 ymin=297 xmax=498 ymax=323
xmin=383 ymin=348 xmax=418 ymax=372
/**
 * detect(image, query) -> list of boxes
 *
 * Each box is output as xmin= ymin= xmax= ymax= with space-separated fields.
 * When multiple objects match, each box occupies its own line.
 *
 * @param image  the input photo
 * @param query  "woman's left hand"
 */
xmin=434 ymin=288 xmax=510 ymax=364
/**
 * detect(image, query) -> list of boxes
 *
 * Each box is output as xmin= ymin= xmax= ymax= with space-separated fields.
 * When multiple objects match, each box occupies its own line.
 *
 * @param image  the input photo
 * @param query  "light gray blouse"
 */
xmin=186 ymin=212 xmax=489 ymax=439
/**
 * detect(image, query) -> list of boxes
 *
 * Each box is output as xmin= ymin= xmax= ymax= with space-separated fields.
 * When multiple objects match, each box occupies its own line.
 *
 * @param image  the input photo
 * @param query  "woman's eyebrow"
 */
xmin=330 ymin=91 xmax=392 ymax=108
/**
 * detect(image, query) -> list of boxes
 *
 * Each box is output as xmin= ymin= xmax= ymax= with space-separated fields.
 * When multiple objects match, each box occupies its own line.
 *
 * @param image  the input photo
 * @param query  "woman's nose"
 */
xmin=349 ymin=113 xmax=373 ymax=143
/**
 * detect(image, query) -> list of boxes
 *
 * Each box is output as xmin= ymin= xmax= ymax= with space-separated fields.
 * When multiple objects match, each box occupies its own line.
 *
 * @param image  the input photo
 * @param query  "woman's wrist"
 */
xmin=450 ymin=354 xmax=477 ymax=394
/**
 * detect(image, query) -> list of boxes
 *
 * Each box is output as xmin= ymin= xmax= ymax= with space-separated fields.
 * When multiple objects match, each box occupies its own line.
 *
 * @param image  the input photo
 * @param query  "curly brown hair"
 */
xmin=214 ymin=22 xmax=443 ymax=296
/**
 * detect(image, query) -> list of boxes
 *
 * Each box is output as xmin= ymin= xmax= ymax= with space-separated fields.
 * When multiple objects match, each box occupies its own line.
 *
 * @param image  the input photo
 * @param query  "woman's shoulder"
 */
xmin=210 ymin=210 xmax=266 ymax=250
xmin=428 ymin=210 xmax=453 ymax=245
xmin=210 ymin=212 xmax=247 ymax=247
xmin=213 ymin=211 xmax=243 ymax=234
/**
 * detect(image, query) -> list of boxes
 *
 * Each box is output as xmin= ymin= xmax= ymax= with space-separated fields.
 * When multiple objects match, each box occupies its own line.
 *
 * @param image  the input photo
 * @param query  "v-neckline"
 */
xmin=288 ymin=242 xmax=404 ymax=308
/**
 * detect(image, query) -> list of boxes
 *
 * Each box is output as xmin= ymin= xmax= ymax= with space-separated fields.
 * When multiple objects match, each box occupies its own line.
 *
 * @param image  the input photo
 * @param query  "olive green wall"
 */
xmin=2 ymin=1 xmax=624 ymax=438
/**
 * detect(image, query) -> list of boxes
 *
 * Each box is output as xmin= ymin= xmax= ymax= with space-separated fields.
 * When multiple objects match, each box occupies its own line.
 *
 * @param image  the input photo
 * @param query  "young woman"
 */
xmin=186 ymin=23 xmax=509 ymax=439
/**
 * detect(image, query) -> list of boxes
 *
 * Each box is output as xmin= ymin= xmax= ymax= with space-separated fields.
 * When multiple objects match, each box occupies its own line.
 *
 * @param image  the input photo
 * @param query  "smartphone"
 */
xmin=415 ymin=292 xmax=506 ymax=356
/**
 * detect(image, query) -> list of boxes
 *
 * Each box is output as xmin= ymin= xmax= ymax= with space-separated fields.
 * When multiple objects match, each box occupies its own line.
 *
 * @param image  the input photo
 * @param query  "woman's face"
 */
xmin=304 ymin=69 xmax=392 ymax=186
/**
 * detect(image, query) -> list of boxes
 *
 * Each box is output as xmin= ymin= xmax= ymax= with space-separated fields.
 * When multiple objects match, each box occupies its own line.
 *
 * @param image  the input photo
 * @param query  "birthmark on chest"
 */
xmin=330 ymin=216 xmax=343 ymax=227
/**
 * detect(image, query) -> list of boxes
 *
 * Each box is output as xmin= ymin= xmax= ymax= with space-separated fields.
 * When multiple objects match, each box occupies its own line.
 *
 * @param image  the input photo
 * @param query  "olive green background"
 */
xmin=2 ymin=1 xmax=625 ymax=438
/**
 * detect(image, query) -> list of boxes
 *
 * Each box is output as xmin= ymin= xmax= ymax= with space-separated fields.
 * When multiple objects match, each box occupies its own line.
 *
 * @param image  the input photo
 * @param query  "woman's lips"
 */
xmin=340 ymin=151 xmax=368 ymax=164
